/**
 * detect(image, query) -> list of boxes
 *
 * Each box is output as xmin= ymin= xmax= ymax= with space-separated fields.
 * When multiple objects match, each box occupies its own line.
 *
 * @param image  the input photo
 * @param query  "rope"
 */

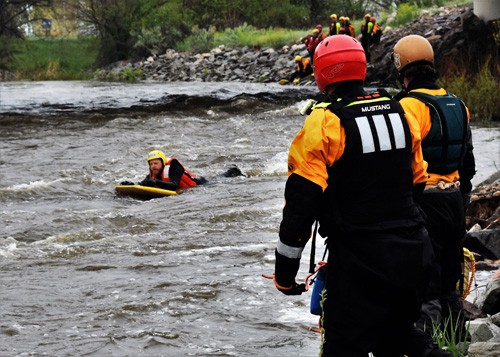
xmin=305 ymin=260 xmax=327 ymax=287
xmin=261 ymin=273 xmax=310 ymax=292
xmin=462 ymin=257 xmax=476 ymax=300
xmin=262 ymin=260 xmax=327 ymax=292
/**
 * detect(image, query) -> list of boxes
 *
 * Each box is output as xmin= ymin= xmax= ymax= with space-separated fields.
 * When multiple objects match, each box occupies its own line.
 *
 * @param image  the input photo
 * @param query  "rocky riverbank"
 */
xmin=463 ymin=177 xmax=500 ymax=356
xmin=98 ymin=5 xmax=497 ymax=89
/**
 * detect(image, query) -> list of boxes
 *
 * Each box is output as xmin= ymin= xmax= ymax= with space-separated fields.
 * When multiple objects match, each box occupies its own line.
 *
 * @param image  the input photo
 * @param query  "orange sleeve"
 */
xmin=287 ymin=109 xmax=345 ymax=191
xmin=403 ymin=111 xmax=429 ymax=185
xmin=400 ymin=97 xmax=432 ymax=138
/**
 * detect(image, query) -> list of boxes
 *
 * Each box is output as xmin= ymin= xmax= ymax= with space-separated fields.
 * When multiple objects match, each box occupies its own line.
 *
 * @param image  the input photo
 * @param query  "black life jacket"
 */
xmin=320 ymin=91 xmax=420 ymax=232
xmin=407 ymin=91 xmax=468 ymax=175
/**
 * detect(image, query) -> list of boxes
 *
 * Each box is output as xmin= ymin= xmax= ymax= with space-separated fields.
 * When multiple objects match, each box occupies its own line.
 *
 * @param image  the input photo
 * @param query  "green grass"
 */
xmin=215 ymin=25 xmax=307 ymax=49
xmin=432 ymin=314 xmax=470 ymax=357
xmin=9 ymin=37 xmax=98 ymax=80
xmin=176 ymin=24 xmax=306 ymax=53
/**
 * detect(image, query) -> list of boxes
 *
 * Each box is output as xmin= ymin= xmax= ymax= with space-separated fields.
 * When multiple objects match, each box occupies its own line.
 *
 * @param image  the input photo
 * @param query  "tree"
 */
xmin=0 ymin=0 xmax=53 ymax=38
xmin=0 ymin=0 xmax=53 ymax=73
xmin=134 ymin=0 xmax=191 ymax=55
xmin=320 ymin=0 xmax=370 ymax=21
xmin=78 ymin=0 xmax=142 ymax=65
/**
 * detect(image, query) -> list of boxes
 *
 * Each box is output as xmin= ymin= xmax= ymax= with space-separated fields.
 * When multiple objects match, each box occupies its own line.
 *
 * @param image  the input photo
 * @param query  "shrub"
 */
xmin=176 ymin=26 xmax=215 ymax=53
xmin=215 ymin=24 xmax=305 ymax=49
xmin=9 ymin=37 xmax=97 ymax=80
xmin=119 ymin=67 xmax=144 ymax=82
xmin=439 ymin=61 xmax=500 ymax=122
xmin=392 ymin=3 xmax=421 ymax=27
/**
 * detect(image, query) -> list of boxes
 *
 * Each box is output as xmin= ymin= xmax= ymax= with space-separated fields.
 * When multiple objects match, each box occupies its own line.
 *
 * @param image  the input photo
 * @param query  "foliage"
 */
xmin=0 ymin=0 xmax=54 ymax=69
xmin=94 ymin=67 xmax=144 ymax=82
xmin=176 ymin=24 xmax=306 ymax=53
xmin=432 ymin=316 xmax=469 ymax=357
xmin=8 ymin=37 xmax=98 ymax=80
xmin=133 ymin=0 xmax=190 ymax=55
xmin=185 ymin=0 xmax=310 ymax=29
xmin=0 ymin=36 xmax=15 ymax=71
xmin=321 ymin=0 xmax=370 ymax=21
xmin=214 ymin=24 xmax=304 ymax=49
xmin=391 ymin=3 xmax=420 ymax=28
xmin=0 ymin=0 xmax=53 ymax=38
xmin=438 ymin=60 xmax=500 ymax=122
xmin=78 ymin=0 xmax=142 ymax=65
xmin=176 ymin=26 xmax=215 ymax=53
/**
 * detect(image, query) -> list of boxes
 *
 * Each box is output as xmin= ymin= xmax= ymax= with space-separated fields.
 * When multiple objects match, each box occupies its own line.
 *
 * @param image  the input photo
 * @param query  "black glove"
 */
xmin=120 ymin=181 xmax=135 ymax=186
xmin=139 ymin=179 xmax=156 ymax=187
xmin=275 ymin=280 xmax=307 ymax=296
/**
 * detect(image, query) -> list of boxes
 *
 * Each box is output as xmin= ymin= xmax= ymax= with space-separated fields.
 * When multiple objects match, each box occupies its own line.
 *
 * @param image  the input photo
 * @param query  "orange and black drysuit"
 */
xmin=289 ymin=58 xmax=313 ymax=82
xmin=274 ymin=83 xmax=447 ymax=356
xmin=398 ymin=80 xmax=475 ymax=338
xmin=360 ymin=18 xmax=374 ymax=62
xmin=140 ymin=157 xmax=206 ymax=190
xmin=329 ymin=19 xmax=339 ymax=36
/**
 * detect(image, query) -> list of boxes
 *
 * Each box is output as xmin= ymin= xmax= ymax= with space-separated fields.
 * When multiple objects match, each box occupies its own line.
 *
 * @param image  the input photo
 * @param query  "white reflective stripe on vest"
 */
xmin=277 ymin=240 xmax=304 ymax=259
xmin=373 ymin=114 xmax=391 ymax=151
xmin=388 ymin=113 xmax=406 ymax=149
xmin=355 ymin=116 xmax=375 ymax=153
xmin=355 ymin=113 xmax=407 ymax=154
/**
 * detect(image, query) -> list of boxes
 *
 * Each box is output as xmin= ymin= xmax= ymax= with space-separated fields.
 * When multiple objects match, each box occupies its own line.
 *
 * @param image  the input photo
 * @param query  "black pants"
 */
xmin=417 ymin=188 xmax=466 ymax=337
xmin=320 ymin=226 xmax=437 ymax=356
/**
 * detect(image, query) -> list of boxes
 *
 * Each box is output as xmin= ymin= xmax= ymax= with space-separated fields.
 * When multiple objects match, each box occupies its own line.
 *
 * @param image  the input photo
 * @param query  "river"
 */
xmin=0 ymin=81 xmax=498 ymax=357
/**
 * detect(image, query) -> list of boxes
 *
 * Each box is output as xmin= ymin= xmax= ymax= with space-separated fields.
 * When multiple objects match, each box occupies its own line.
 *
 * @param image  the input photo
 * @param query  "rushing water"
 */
xmin=0 ymin=81 xmax=498 ymax=357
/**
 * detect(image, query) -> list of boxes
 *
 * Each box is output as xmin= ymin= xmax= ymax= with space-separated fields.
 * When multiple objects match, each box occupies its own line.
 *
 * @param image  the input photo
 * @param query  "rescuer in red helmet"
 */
xmin=272 ymin=35 xmax=452 ymax=356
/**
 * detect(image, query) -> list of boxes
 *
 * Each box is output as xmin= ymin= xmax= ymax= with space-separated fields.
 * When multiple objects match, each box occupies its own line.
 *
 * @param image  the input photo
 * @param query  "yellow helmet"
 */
xmin=147 ymin=150 xmax=166 ymax=165
xmin=339 ymin=16 xmax=345 ymax=21
xmin=345 ymin=17 xmax=350 ymax=22
xmin=295 ymin=55 xmax=302 ymax=61
xmin=313 ymin=29 xmax=319 ymax=34
xmin=364 ymin=14 xmax=371 ymax=20
xmin=330 ymin=13 xmax=337 ymax=20
xmin=393 ymin=35 xmax=434 ymax=73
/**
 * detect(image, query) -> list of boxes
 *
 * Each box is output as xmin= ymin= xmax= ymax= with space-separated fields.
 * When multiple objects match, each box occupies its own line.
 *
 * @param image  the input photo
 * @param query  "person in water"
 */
xmin=121 ymin=149 xmax=243 ymax=190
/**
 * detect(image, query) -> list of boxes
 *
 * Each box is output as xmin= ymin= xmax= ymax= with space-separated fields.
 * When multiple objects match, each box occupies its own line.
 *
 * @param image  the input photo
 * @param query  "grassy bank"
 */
xmin=6 ymin=28 xmax=497 ymax=122
xmin=9 ymin=37 xmax=98 ymax=80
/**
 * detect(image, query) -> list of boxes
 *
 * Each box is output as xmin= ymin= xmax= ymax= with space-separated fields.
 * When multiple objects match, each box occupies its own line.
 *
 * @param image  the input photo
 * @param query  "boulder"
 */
xmin=479 ymin=275 xmax=500 ymax=315
xmin=464 ymin=230 xmax=500 ymax=260
xmin=366 ymin=6 xmax=498 ymax=87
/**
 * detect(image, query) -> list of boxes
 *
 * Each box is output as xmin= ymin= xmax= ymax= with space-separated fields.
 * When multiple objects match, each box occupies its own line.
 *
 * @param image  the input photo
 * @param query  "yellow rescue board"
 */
xmin=115 ymin=185 xmax=177 ymax=199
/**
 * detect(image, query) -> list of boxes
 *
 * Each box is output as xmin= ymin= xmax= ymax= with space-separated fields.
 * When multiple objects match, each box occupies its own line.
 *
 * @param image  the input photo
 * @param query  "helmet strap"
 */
xmin=398 ymin=71 xmax=407 ymax=90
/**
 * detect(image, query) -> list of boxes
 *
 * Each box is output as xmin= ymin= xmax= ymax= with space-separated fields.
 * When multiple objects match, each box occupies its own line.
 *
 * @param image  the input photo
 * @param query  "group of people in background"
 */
xmin=328 ymin=13 xmax=356 ymax=37
xmin=304 ymin=24 xmax=327 ymax=64
xmin=290 ymin=12 xmax=383 ymax=81
xmin=304 ymin=13 xmax=382 ymax=62
xmin=360 ymin=13 xmax=382 ymax=62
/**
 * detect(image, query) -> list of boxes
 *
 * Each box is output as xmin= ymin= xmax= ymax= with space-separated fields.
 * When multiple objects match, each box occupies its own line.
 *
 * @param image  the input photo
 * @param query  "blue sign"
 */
xmin=41 ymin=19 xmax=52 ymax=29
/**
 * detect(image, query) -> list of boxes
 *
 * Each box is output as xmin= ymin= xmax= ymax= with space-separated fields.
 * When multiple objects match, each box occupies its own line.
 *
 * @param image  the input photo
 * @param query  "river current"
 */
xmin=0 ymin=81 xmax=498 ymax=357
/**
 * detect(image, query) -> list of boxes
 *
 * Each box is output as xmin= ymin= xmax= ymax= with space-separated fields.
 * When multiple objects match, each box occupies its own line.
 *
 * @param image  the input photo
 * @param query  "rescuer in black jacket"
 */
xmin=273 ymin=35 xmax=452 ymax=357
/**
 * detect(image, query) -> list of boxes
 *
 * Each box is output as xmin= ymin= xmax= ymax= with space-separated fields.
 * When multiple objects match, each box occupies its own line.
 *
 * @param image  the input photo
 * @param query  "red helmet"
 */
xmin=370 ymin=17 xmax=376 ymax=23
xmin=313 ymin=35 xmax=367 ymax=92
